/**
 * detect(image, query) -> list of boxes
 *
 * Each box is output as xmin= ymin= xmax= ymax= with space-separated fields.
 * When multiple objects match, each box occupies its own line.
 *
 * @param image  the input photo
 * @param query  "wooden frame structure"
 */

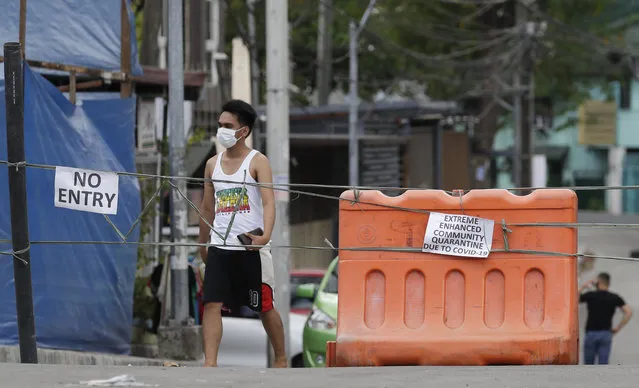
xmin=0 ymin=0 xmax=133 ymax=103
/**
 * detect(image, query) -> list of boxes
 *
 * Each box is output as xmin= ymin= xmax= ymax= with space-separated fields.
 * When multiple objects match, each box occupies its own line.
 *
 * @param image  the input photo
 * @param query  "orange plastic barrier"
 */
xmin=330 ymin=189 xmax=578 ymax=367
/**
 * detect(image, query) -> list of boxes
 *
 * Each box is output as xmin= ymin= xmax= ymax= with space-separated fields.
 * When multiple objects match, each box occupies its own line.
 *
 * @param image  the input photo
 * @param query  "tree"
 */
xmin=223 ymin=0 xmax=636 ymax=184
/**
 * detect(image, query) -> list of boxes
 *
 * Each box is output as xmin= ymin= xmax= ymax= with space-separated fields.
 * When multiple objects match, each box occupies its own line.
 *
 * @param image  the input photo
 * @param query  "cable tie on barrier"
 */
xmin=501 ymin=219 xmax=512 ymax=251
xmin=324 ymin=238 xmax=336 ymax=250
xmin=6 ymin=161 xmax=26 ymax=171
xmin=351 ymin=189 xmax=361 ymax=206
xmin=457 ymin=190 xmax=465 ymax=214
xmin=0 ymin=245 xmax=29 ymax=265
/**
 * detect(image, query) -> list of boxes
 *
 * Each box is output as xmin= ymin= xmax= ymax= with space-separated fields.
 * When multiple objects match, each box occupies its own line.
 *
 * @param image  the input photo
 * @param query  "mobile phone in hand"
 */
xmin=237 ymin=227 xmax=264 ymax=246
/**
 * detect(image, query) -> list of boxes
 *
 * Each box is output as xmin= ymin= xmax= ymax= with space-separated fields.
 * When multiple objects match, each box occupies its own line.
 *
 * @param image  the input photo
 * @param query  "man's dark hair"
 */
xmin=598 ymin=272 xmax=611 ymax=286
xmin=221 ymin=99 xmax=257 ymax=136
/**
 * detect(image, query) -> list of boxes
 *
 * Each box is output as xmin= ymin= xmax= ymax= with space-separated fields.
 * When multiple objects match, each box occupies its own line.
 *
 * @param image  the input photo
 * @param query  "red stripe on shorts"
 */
xmin=261 ymin=283 xmax=274 ymax=312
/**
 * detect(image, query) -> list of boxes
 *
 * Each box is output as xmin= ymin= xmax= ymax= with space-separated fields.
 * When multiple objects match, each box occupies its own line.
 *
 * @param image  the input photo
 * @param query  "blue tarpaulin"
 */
xmin=0 ymin=64 xmax=140 ymax=354
xmin=0 ymin=0 xmax=143 ymax=76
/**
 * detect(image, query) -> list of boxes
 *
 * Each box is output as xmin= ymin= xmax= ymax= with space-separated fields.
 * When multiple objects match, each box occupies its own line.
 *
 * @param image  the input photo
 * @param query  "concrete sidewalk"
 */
xmin=0 ymin=345 xmax=172 ymax=366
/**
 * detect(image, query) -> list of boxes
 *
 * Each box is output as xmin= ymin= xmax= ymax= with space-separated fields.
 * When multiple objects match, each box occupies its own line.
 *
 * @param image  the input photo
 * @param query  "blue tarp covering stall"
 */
xmin=0 ymin=0 xmax=143 ymax=76
xmin=0 ymin=64 xmax=140 ymax=354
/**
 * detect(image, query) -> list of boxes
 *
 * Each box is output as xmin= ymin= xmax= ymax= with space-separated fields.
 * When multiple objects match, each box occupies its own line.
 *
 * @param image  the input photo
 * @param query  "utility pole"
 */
xmin=265 ymin=0 xmax=290 ymax=367
xmin=316 ymin=0 xmax=333 ymax=105
xmin=513 ymin=0 xmax=534 ymax=189
xmin=433 ymin=121 xmax=443 ymax=189
xmin=513 ymin=74 xmax=523 ymax=187
xmin=207 ymin=0 xmax=230 ymax=153
xmin=168 ymin=0 xmax=190 ymax=324
xmin=207 ymin=0 xmax=223 ymax=92
xmin=155 ymin=1 xmax=168 ymax=274
xmin=524 ymin=5 xmax=536 ymax=191
xmin=3 ymin=42 xmax=38 ymax=364
xmin=247 ymin=0 xmax=262 ymax=152
xmin=348 ymin=0 xmax=377 ymax=187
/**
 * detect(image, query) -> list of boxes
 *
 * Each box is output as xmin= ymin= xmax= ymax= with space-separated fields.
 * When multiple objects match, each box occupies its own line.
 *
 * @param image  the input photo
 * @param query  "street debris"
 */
xmin=79 ymin=374 xmax=158 ymax=387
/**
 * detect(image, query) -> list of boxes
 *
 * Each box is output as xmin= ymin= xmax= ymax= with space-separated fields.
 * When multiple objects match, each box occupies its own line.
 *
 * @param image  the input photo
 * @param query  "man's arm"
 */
xmin=613 ymin=301 xmax=633 ymax=334
xmin=198 ymin=158 xmax=216 ymax=262
xmin=254 ymin=153 xmax=275 ymax=243
xmin=578 ymin=279 xmax=596 ymax=300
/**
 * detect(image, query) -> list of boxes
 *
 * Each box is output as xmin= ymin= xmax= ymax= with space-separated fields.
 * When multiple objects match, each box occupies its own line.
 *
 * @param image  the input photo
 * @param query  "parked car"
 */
xmin=297 ymin=256 xmax=338 ymax=368
xmin=290 ymin=268 xmax=326 ymax=315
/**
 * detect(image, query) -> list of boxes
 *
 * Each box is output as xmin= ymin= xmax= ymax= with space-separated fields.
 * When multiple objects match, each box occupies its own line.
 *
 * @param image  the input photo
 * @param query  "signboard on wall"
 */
xmin=137 ymin=99 xmax=157 ymax=152
xmin=360 ymin=142 xmax=401 ymax=189
xmin=578 ymin=100 xmax=617 ymax=146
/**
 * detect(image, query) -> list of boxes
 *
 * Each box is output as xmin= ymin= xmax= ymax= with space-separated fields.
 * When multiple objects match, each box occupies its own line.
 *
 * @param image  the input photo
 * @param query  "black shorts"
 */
xmin=202 ymin=246 xmax=275 ymax=313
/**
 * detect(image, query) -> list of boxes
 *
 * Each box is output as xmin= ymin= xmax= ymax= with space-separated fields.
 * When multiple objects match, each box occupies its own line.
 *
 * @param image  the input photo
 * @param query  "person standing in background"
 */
xmin=579 ymin=272 xmax=632 ymax=365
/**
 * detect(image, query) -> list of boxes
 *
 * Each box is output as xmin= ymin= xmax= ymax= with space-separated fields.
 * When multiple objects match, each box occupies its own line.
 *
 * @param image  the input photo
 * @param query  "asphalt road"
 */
xmin=2 ymin=363 xmax=638 ymax=388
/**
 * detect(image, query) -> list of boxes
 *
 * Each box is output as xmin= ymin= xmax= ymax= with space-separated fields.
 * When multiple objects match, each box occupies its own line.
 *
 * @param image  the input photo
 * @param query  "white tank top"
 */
xmin=210 ymin=149 xmax=264 ymax=250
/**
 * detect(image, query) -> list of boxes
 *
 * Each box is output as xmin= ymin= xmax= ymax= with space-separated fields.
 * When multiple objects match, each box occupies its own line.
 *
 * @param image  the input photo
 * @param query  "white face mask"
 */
xmin=216 ymin=127 xmax=244 ymax=148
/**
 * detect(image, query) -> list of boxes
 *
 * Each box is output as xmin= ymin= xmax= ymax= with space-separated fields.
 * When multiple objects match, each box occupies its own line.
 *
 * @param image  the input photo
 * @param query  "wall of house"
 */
xmin=493 ymin=89 xmax=611 ymax=211
xmin=406 ymin=129 xmax=434 ymax=188
xmin=290 ymin=219 xmax=335 ymax=269
xmin=615 ymin=80 xmax=639 ymax=213
xmin=616 ymin=87 xmax=639 ymax=147
xmin=406 ymin=126 xmax=471 ymax=190
xmin=491 ymin=80 xmax=639 ymax=214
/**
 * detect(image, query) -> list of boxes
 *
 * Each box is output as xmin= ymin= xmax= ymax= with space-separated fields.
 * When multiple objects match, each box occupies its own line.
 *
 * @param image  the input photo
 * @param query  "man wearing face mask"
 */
xmin=197 ymin=99 xmax=287 ymax=367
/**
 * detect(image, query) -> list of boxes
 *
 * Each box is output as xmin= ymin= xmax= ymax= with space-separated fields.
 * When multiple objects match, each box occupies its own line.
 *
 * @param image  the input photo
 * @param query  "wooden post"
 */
xmin=120 ymin=0 xmax=132 ymax=98
xmin=3 ymin=42 xmax=38 ymax=364
xmin=69 ymin=70 xmax=77 ymax=105
xmin=19 ymin=0 xmax=27 ymax=60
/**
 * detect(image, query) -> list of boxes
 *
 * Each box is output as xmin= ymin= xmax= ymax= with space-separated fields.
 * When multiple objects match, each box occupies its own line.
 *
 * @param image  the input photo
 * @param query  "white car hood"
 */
xmin=288 ymin=312 xmax=308 ymax=358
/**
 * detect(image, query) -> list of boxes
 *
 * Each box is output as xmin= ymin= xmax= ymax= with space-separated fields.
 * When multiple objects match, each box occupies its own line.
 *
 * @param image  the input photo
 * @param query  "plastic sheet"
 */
xmin=0 ymin=0 xmax=143 ymax=76
xmin=0 ymin=64 xmax=140 ymax=354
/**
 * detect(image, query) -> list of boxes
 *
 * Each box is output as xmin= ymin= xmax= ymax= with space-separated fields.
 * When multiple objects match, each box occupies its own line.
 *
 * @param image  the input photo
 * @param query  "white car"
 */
xmin=216 ymin=308 xmax=307 ymax=367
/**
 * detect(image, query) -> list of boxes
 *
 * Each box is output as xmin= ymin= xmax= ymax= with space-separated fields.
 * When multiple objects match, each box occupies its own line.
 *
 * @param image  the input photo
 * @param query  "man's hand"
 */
xmin=245 ymin=232 xmax=269 ymax=251
xmin=579 ymin=279 xmax=597 ymax=294
xmin=200 ymin=245 xmax=208 ymax=263
xmin=614 ymin=304 xmax=633 ymax=335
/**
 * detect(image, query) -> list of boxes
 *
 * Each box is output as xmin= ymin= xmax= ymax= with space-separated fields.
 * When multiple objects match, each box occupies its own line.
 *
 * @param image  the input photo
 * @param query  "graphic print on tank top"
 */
xmin=210 ymin=150 xmax=263 ymax=250
xmin=215 ymin=187 xmax=251 ymax=215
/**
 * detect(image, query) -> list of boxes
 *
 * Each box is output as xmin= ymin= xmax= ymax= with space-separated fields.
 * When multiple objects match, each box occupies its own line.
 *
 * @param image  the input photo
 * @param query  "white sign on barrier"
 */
xmin=422 ymin=212 xmax=494 ymax=258
xmin=54 ymin=166 xmax=119 ymax=215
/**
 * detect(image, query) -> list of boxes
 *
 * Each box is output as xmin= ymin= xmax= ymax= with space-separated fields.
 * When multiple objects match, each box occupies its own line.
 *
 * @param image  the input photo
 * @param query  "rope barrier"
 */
xmin=2 ymin=158 xmax=639 ymax=264
xmin=5 ymin=158 xmax=639 ymax=193
xmin=6 ymin=158 xmax=639 ymax=230
xmin=1 ymin=239 xmax=638 ymax=263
